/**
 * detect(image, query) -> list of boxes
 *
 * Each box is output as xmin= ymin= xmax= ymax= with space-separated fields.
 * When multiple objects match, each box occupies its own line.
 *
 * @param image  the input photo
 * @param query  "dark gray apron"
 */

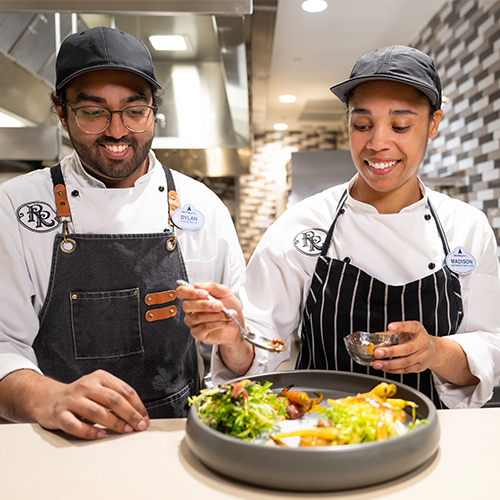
xmin=296 ymin=189 xmax=463 ymax=409
xmin=33 ymin=164 xmax=199 ymax=418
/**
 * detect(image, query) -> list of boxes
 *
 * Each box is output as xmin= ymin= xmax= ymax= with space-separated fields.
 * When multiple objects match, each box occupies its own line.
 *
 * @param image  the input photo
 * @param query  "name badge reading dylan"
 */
xmin=171 ymin=203 xmax=205 ymax=231
xmin=445 ymin=246 xmax=476 ymax=275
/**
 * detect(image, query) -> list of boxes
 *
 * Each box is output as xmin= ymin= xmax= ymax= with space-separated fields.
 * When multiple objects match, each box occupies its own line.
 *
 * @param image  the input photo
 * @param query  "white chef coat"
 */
xmin=212 ymin=175 xmax=500 ymax=409
xmin=0 ymin=151 xmax=245 ymax=381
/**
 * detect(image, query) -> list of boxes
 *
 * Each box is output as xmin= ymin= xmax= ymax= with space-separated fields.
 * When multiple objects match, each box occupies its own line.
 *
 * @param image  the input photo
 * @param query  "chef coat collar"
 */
xmin=71 ymin=150 xmax=158 ymax=189
xmin=345 ymin=174 xmax=429 ymax=214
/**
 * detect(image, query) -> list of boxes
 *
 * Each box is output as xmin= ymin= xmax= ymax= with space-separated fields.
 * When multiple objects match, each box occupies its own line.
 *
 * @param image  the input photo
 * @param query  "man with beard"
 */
xmin=0 ymin=27 xmax=246 ymax=439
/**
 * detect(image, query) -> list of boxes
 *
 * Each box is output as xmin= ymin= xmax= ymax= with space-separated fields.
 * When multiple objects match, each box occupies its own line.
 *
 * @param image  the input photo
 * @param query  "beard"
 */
xmin=68 ymin=132 xmax=154 ymax=182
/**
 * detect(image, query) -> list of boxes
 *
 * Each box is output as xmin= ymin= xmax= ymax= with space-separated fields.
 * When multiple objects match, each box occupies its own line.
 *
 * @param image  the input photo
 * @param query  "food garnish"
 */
xmin=191 ymin=380 xmax=428 ymax=446
xmin=280 ymin=385 xmax=323 ymax=419
xmin=273 ymin=382 xmax=427 ymax=447
xmin=268 ymin=338 xmax=286 ymax=352
xmin=189 ymin=380 xmax=288 ymax=440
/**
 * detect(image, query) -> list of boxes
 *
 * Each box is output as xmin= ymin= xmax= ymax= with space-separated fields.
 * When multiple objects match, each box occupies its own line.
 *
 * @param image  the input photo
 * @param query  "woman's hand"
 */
xmin=371 ymin=321 xmax=436 ymax=373
xmin=372 ymin=321 xmax=479 ymax=386
xmin=177 ymin=281 xmax=244 ymax=345
xmin=176 ymin=281 xmax=255 ymax=375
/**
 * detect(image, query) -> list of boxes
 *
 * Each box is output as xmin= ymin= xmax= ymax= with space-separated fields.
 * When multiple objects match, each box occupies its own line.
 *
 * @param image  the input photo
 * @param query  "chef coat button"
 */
xmin=339 ymin=208 xmax=345 ymax=215
xmin=159 ymin=186 xmax=165 ymax=192
xmin=424 ymin=214 xmax=431 ymax=221
xmin=71 ymin=190 xmax=79 ymax=197
xmin=343 ymin=256 xmax=351 ymax=264
xmin=428 ymin=262 xmax=436 ymax=270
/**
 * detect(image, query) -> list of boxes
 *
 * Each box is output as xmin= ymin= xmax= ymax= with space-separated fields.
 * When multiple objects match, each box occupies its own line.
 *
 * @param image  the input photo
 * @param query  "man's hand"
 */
xmin=0 ymin=369 xmax=149 ymax=440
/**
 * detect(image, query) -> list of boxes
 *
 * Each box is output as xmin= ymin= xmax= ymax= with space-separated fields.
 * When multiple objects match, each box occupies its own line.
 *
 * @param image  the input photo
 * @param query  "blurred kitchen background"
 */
xmin=0 ymin=0 xmax=499 ymax=262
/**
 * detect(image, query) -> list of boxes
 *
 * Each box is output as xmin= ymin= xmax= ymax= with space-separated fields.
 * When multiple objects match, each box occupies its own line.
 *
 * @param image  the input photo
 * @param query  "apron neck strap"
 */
xmin=427 ymin=197 xmax=451 ymax=256
xmin=50 ymin=164 xmax=72 ymax=221
xmin=161 ymin=164 xmax=180 ymax=218
xmin=321 ymin=189 xmax=348 ymax=257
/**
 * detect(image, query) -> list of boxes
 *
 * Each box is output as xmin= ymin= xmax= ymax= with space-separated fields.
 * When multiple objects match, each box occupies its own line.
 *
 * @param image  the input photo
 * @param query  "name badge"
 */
xmin=171 ymin=203 xmax=205 ymax=231
xmin=445 ymin=246 xmax=476 ymax=275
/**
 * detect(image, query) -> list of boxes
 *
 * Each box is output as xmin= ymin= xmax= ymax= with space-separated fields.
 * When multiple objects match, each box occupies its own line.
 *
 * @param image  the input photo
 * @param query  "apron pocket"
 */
xmin=70 ymin=288 xmax=144 ymax=359
xmin=144 ymin=382 xmax=192 ymax=419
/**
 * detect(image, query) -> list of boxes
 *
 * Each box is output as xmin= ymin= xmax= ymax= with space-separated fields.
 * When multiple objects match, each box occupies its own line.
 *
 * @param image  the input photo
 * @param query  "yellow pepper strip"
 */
xmin=272 ymin=426 xmax=340 ymax=442
xmin=368 ymin=382 xmax=397 ymax=400
xmin=386 ymin=398 xmax=418 ymax=423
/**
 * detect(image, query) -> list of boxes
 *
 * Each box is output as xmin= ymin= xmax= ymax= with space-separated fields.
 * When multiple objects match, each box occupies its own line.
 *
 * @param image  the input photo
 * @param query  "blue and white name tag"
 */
xmin=445 ymin=246 xmax=476 ymax=275
xmin=171 ymin=203 xmax=205 ymax=231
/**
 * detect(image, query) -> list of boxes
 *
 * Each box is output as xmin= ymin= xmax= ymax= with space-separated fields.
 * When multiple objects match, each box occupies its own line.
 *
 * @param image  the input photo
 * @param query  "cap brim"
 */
xmin=56 ymin=66 xmax=162 ymax=90
xmin=330 ymin=75 xmax=438 ymax=106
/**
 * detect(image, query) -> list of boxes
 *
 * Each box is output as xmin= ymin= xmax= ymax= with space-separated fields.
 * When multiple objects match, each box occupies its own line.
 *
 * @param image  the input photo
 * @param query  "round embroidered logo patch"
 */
xmin=293 ymin=228 xmax=328 ymax=256
xmin=16 ymin=201 xmax=60 ymax=233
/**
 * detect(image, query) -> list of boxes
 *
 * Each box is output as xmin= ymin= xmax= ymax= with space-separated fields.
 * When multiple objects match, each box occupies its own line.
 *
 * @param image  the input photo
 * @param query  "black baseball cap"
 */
xmin=330 ymin=45 xmax=442 ymax=110
xmin=55 ymin=26 xmax=161 ymax=91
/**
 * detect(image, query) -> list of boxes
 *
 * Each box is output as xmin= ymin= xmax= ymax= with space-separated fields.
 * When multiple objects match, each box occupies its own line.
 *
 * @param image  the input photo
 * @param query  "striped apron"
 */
xmin=296 ymin=189 xmax=463 ymax=408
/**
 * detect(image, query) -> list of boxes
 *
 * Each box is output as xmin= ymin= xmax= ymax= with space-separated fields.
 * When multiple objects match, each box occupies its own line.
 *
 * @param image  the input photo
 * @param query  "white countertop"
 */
xmin=1 ymin=408 xmax=498 ymax=500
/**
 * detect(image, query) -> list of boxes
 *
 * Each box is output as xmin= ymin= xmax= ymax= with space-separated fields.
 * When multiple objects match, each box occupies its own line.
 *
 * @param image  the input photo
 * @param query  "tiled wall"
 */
xmin=238 ymin=0 xmax=500 ymax=260
xmin=414 ymin=0 xmax=500 ymax=252
xmin=238 ymin=127 xmax=348 ymax=261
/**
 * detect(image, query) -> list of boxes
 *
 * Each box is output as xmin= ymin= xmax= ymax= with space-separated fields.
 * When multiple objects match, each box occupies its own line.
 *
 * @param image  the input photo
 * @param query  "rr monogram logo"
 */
xmin=16 ymin=201 xmax=60 ymax=233
xmin=293 ymin=228 xmax=328 ymax=256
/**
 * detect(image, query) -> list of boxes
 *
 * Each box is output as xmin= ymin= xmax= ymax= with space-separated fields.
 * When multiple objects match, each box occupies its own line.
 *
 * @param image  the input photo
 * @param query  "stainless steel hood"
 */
xmin=0 ymin=2 xmax=253 ymax=176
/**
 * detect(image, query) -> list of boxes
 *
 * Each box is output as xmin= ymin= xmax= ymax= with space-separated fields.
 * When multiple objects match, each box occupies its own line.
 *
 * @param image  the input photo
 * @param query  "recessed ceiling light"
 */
xmin=273 ymin=123 xmax=288 ymax=131
xmin=279 ymin=95 xmax=297 ymax=103
xmin=301 ymin=0 xmax=328 ymax=13
xmin=149 ymin=35 xmax=187 ymax=51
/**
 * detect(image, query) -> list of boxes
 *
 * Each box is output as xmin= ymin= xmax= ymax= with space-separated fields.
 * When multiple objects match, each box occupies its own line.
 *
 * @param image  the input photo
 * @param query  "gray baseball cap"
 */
xmin=56 ymin=26 xmax=161 ymax=90
xmin=330 ymin=45 xmax=442 ymax=109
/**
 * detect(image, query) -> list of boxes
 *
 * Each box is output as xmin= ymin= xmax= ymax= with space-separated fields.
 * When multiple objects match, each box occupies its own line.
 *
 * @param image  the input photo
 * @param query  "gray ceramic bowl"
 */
xmin=185 ymin=370 xmax=440 ymax=492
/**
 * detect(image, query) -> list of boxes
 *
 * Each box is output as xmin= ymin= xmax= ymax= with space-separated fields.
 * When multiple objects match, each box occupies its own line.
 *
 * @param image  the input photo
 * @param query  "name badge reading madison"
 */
xmin=171 ymin=203 xmax=206 ymax=231
xmin=445 ymin=246 xmax=476 ymax=275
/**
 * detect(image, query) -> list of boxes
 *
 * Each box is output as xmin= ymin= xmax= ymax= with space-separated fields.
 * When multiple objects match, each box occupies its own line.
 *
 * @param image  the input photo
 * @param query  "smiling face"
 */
xmin=55 ymin=69 xmax=155 ymax=188
xmin=347 ymin=80 xmax=443 ymax=213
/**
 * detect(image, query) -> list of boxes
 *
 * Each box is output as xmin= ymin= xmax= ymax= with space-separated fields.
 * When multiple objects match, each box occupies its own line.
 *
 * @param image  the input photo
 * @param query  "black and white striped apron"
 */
xmin=296 ymin=189 xmax=463 ymax=409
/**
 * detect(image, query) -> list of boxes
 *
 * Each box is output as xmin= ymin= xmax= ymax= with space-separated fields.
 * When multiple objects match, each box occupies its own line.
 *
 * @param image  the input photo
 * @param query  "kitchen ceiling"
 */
xmin=260 ymin=0 xmax=449 ymax=134
xmin=0 ymin=0 xmax=451 ymax=160
xmin=0 ymin=1 xmax=253 ymax=175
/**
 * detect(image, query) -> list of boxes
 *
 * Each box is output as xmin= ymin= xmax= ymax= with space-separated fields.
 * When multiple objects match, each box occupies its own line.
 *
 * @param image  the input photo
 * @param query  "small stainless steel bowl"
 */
xmin=344 ymin=331 xmax=399 ymax=366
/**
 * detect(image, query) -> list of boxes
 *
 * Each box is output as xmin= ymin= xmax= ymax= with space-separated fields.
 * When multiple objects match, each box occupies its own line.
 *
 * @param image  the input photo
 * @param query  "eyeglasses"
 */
xmin=63 ymin=100 xmax=157 ymax=134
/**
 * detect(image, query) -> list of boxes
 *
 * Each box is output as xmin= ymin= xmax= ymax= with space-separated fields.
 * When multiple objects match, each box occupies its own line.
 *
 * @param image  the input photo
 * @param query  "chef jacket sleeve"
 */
xmin=210 ymin=204 xmax=313 ymax=384
xmin=434 ymin=220 xmax=500 ymax=408
xmin=0 ymin=188 xmax=43 ymax=380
